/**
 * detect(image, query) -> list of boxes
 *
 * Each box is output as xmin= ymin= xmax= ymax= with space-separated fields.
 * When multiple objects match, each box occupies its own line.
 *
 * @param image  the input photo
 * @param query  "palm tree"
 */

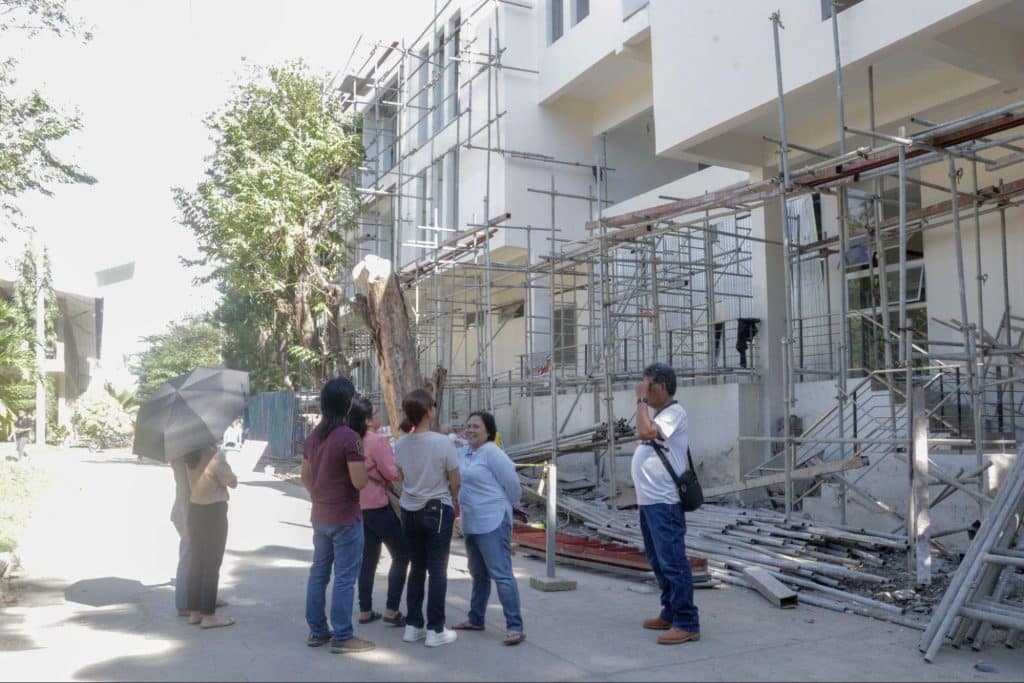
xmin=0 ymin=299 xmax=35 ymax=438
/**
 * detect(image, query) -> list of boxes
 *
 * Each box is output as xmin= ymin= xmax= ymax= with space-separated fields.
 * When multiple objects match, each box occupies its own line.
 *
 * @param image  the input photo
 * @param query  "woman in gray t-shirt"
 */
xmin=393 ymin=389 xmax=461 ymax=647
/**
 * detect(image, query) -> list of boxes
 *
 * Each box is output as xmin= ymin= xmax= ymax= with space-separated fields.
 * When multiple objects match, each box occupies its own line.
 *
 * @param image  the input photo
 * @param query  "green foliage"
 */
xmin=175 ymin=59 xmax=364 ymax=392
xmin=130 ymin=315 xmax=222 ymax=403
xmin=70 ymin=390 xmax=133 ymax=449
xmin=45 ymin=421 xmax=67 ymax=445
xmin=11 ymin=242 xmax=59 ymax=349
xmin=0 ymin=299 xmax=34 ymax=436
xmin=0 ymin=0 xmax=95 ymax=237
xmin=0 ymin=458 xmax=49 ymax=553
xmin=104 ymin=381 xmax=138 ymax=414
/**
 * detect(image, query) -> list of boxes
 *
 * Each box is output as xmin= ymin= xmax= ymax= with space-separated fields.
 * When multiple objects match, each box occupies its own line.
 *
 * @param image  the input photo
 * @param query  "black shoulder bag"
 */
xmin=649 ymin=441 xmax=703 ymax=512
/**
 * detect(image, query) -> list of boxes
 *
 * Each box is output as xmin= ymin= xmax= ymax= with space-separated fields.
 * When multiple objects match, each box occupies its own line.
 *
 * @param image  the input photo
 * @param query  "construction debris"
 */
xmin=920 ymin=446 xmax=1024 ymax=661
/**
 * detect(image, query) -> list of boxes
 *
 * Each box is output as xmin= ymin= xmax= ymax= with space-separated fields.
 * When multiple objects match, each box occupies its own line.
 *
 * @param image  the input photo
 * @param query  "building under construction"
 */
xmin=337 ymin=0 xmax=1024 ymax=578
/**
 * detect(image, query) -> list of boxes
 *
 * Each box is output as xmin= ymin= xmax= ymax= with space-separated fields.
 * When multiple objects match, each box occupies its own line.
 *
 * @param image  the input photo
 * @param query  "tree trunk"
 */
xmin=352 ymin=255 xmax=424 ymax=430
xmin=429 ymin=365 xmax=447 ymax=431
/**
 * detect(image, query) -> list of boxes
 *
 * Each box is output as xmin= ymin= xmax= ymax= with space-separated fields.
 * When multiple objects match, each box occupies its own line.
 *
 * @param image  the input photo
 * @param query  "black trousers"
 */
xmin=359 ymin=505 xmax=410 ymax=613
xmin=187 ymin=501 xmax=228 ymax=615
xmin=402 ymin=502 xmax=454 ymax=632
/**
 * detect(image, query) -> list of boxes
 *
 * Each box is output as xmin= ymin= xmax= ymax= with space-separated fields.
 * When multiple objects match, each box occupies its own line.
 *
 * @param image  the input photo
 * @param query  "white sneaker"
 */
xmin=403 ymin=625 xmax=427 ymax=643
xmin=425 ymin=627 xmax=458 ymax=648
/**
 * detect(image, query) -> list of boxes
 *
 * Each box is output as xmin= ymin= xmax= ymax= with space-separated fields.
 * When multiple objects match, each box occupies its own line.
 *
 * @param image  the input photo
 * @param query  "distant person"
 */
xmin=394 ymin=389 xmax=460 ymax=648
xmin=353 ymin=397 xmax=409 ymax=629
xmin=14 ymin=410 xmax=33 ymax=461
xmin=301 ymin=378 xmax=375 ymax=654
xmin=633 ymin=362 xmax=700 ymax=645
xmin=222 ymin=417 xmax=244 ymax=450
xmin=452 ymin=410 xmax=525 ymax=646
xmin=184 ymin=444 xmax=237 ymax=629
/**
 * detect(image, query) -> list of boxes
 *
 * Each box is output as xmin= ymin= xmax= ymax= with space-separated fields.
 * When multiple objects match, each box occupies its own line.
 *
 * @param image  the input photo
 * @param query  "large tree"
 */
xmin=175 ymin=60 xmax=363 ymax=391
xmin=130 ymin=315 xmax=223 ymax=403
xmin=0 ymin=0 xmax=95 ymax=237
xmin=0 ymin=298 xmax=34 ymax=435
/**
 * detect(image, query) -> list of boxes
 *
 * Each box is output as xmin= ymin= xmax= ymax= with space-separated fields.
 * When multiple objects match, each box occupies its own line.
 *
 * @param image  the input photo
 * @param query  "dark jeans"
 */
xmin=16 ymin=435 xmax=29 ymax=459
xmin=639 ymin=503 xmax=700 ymax=632
xmin=306 ymin=522 xmax=363 ymax=641
xmin=175 ymin=538 xmax=191 ymax=612
xmin=359 ymin=505 xmax=410 ymax=613
xmin=465 ymin=517 xmax=523 ymax=632
xmin=402 ymin=502 xmax=454 ymax=632
xmin=187 ymin=501 xmax=228 ymax=615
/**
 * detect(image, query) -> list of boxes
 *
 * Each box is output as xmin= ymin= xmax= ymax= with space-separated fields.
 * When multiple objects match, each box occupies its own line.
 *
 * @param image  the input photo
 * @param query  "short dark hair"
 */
xmin=467 ymin=411 xmax=497 ymax=442
xmin=643 ymin=362 xmax=677 ymax=396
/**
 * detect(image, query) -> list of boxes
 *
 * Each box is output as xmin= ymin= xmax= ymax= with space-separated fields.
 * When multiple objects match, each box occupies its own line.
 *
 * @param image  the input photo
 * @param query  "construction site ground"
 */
xmin=2 ymin=447 xmax=1022 ymax=682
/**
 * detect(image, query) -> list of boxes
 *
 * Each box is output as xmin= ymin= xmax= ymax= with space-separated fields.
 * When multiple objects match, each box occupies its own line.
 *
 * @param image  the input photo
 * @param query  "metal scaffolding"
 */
xmin=339 ymin=0 xmax=1024 ymax=581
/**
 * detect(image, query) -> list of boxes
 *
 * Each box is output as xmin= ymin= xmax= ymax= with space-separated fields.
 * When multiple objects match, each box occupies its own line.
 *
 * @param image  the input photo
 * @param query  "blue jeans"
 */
xmin=305 ymin=522 xmax=364 ymax=641
xmin=464 ymin=517 xmax=523 ymax=633
xmin=639 ymin=503 xmax=700 ymax=632
xmin=175 ymin=538 xmax=190 ymax=612
xmin=403 ymin=502 xmax=454 ymax=632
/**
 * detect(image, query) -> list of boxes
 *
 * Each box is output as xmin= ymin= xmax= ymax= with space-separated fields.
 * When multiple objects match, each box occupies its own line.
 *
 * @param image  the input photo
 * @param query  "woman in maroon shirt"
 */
xmin=300 ymin=378 xmax=374 ymax=654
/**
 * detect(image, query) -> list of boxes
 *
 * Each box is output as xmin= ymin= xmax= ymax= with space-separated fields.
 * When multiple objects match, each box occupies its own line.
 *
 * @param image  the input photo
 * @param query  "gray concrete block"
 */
xmin=530 ymin=575 xmax=578 ymax=592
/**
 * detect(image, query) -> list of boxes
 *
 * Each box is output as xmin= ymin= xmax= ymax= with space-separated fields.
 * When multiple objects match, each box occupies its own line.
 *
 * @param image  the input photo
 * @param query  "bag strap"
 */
xmin=648 ymin=440 xmax=694 ymax=490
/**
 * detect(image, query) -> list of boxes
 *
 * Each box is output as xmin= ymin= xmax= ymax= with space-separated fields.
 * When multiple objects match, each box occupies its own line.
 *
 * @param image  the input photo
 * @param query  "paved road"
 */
xmin=2 ymin=448 xmax=1021 ymax=682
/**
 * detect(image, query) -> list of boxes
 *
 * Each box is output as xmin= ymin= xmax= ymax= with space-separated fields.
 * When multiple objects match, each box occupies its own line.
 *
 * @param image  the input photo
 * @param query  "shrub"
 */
xmin=70 ymin=391 xmax=134 ymax=449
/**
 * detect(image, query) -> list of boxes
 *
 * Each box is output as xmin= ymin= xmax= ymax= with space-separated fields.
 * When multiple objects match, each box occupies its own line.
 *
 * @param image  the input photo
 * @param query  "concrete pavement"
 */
xmin=2 ymin=448 xmax=1021 ymax=682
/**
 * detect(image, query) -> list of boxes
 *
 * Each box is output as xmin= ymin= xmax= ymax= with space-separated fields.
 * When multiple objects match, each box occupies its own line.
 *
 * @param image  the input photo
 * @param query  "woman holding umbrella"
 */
xmin=184 ymin=443 xmax=238 ymax=629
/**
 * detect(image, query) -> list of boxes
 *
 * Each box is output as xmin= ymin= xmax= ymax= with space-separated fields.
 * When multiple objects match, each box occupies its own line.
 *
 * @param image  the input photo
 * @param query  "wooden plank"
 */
xmin=741 ymin=566 xmax=798 ymax=608
xmin=704 ymin=455 xmax=869 ymax=499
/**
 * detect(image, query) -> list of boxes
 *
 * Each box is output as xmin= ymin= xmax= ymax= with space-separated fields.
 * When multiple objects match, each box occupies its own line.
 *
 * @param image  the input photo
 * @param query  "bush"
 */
xmin=46 ymin=423 xmax=69 ymax=446
xmin=70 ymin=391 xmax=134 ymax=449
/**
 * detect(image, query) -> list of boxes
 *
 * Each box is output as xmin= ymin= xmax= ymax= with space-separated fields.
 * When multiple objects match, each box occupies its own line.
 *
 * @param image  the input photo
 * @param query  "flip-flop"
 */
xmin=452 ymin=621 xmax=484 ymax=631
xmin=358 ymin=611 xmax=382 ymax=624
xmin=382 ymin=612 xmax=406 ymax=627
xmin=200 ymin=617 xmax=236 ymax=629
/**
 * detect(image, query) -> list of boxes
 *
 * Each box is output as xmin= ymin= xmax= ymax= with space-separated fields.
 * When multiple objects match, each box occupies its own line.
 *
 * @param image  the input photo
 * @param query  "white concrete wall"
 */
xmin=647 ymin=0 xmax=999 ymax=158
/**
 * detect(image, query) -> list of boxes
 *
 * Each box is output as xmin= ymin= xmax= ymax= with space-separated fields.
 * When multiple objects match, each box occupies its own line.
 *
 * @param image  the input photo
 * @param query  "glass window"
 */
xmin=550 ymin=0 xmax=564 ymax=43
xmin=553 ymin=306 xmax=577 ymax=366
xmin=573 ymin=0 xmax=589 ymax=25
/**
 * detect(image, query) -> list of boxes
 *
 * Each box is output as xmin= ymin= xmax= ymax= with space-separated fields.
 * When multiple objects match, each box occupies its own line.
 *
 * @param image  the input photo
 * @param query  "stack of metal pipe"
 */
xmin=505 ymin=421 xmax=636 ymax=464
xmin=542 ymin=489 xmax=926 ymax=628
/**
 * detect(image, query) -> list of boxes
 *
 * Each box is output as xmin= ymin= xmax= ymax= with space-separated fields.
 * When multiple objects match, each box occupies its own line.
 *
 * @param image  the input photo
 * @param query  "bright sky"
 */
xmin=3 ymin=0 xmax=433 ymax=387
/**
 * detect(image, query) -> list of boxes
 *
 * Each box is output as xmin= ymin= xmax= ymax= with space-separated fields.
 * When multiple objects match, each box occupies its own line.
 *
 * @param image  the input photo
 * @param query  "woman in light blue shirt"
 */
xmin=451 ymin=411 xmax=525 ymax=645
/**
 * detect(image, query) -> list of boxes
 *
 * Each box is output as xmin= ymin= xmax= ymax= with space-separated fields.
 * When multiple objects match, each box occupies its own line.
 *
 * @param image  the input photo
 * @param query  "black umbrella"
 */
xmin=132 ymin=366 xmax=249 ymax=462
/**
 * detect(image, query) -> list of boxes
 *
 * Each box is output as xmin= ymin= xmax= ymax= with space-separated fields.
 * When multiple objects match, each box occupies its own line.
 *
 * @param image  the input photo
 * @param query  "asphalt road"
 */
xmin=2 ymin=447 xmax=1021 ymax=682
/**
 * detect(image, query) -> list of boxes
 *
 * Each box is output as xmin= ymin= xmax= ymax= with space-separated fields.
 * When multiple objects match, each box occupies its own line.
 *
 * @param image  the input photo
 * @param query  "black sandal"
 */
xmin=358 ymin=611 xmax=382 ymax=624
xmin=452 ymin=621 xmax=485 ymax=631
xmin=382 ymin=612 xmax=406 ymax=627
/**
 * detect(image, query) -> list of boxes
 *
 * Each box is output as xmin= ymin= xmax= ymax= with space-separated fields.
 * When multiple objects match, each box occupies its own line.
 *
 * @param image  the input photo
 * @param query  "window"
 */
xmin=448 ymin=15 xmax=460 ymax=122
xmin=553 ymin=306 xmax=577 ymax=366
xmin=821 ymin=0 xmax=864 ymax=20
xmin=573 ymin=0 xmax=589 ymax=25
xmin=445 ymin=150 xmax=459 ymax=231
xmin=549 ymin=0 xmax=564 ymax=43
xmin=417 ymin=46 xmax=429 ymax=146
xmin=432 ymin=30 xmax=445 ymax=134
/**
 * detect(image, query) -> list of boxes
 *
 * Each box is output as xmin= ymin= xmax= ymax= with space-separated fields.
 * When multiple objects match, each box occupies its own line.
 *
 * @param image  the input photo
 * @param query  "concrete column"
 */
xmin=747 ymin=174 xmax=789 ymax=464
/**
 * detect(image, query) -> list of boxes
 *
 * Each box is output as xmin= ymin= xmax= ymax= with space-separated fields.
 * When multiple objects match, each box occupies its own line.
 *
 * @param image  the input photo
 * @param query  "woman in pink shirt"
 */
xmin=354 ymin=397 xmax=409 ymax=627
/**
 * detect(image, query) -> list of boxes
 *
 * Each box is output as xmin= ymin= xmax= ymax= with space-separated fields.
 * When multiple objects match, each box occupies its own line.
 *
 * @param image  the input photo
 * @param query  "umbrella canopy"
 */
xmin=132 ymin=367 xmax=249 ymax=462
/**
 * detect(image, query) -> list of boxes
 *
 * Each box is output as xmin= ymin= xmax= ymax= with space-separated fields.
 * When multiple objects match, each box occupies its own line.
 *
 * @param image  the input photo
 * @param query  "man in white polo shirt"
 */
xmin=631 ymin=362 xmax=700 ymax=645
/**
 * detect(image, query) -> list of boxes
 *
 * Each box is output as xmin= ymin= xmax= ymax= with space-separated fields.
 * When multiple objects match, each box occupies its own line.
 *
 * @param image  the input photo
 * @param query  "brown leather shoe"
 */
xmin=643 ymin=616 xmax=672 ymax=630
xmin=657 ymin=627 xmax=700 ymax=645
